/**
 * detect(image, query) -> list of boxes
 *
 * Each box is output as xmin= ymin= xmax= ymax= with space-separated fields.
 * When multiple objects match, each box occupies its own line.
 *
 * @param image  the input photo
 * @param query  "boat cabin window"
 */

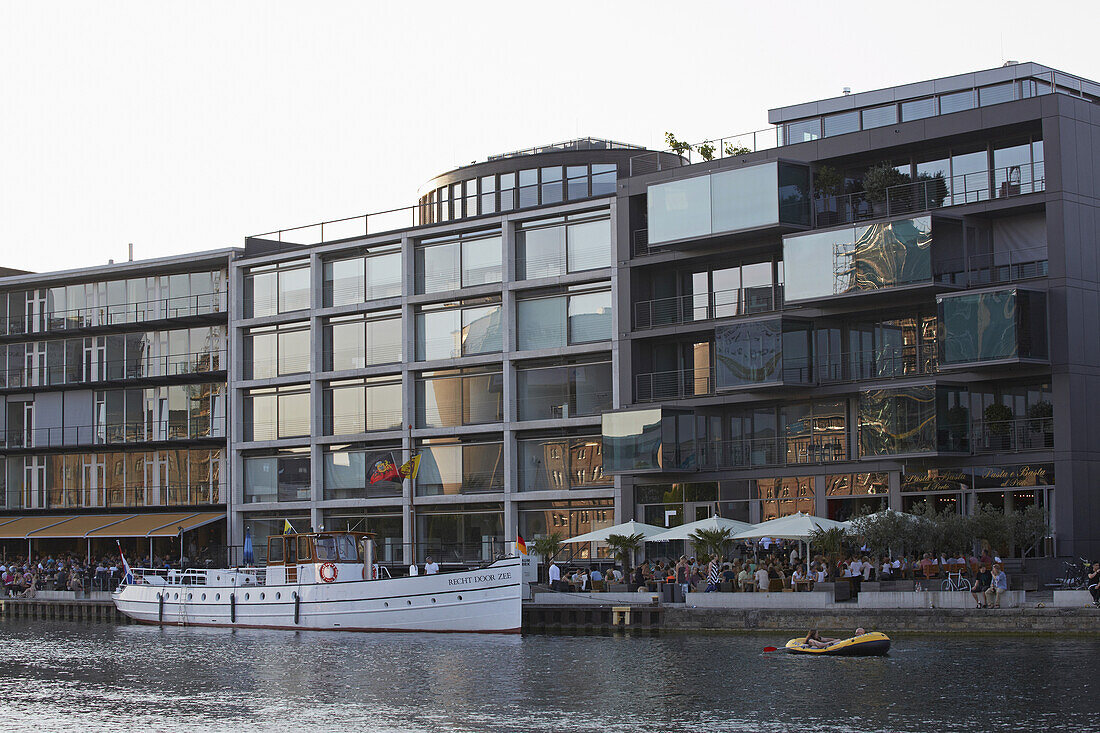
xmin=285 ymin=536 xmax=297 ymax=564
xmin=335 ymin=534 xmax=360 ymax=562
xmin=267 ymin=537 xmax=284 ymax=564
xmin=297 ymin=536 xmax=313 ymax=562
xmin=315 ymin=535 xmax=338 ymax=561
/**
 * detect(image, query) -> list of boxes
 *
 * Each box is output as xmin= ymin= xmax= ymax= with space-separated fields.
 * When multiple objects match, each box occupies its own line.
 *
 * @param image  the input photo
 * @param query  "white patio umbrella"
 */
xmin=646 ymin=516 xmax=755 ymax=543
xmin=732 ymin=512 xmax=849 ymax=573
xmin=562 ymin=520 xmax=666 ymax=545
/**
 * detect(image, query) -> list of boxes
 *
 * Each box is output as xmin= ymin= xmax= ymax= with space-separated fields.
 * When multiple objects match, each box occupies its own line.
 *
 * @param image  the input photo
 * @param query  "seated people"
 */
xmin=971 ymin=564 xmax=992 ymax=608
xmin=1088 ymin=562 xmax=1100 ymax=607
xmin=984 ymin=564 xmax=1009 ymax=608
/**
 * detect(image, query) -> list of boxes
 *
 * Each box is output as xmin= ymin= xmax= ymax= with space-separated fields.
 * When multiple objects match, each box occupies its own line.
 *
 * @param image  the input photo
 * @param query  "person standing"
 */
xmin=424 ymin=556 xmax=439 ymax=575
xmin=675 ymin=556 xmax=689 ymax=599
xmin=548 ymin=560 xmax=561 ymax=590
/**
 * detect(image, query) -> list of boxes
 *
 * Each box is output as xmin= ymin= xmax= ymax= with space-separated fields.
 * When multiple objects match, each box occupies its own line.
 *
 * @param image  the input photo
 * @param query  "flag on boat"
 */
xmin=399 ymin=454 xmax=421 ymax=480
xmin=517 ymin=534 xmax=528 ymax=555
xmin=368 ymin=453 xmax=401 ymax=484
xmin=283 ymin=519 xmax=295 ymax=534
xmin=116 ymin=540 xmax=134 ymax=584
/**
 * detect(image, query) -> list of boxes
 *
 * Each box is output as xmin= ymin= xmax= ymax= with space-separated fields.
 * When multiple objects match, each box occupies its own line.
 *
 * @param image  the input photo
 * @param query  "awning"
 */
xmin=29 ymin=514 xmax=136 ymax=538
xmin=86 ymin=512 xmax=200 ymax=538
xmin=0 ymin=516 xmax=78 ymax=539
xmin=146 ymin=512 xmax=224 ymax=537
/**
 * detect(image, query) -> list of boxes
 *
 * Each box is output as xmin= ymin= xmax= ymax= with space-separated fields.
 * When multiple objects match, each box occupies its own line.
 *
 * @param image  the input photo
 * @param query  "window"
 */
xmin=243 ymin=452 xmax=310 ymax=502
xmin=784 ymin=118 xmax=821 ymax=144
xmin=517 ymin=215 xmax=611 ymax=279
xmin=823 ymin=111 xmax=860 ymax=137
xmin=415 ymin=302 xmax=501 ymax=361
xmin=326 ymin=377 xmax=403 ymax=434
xmin=479 ymin=176 xmax=496 ymax=214
xmin=244 ymin=324 xmax=309 ymax=379
xmin=323 ymin=257 xmax=364 ymax=307
xmin=979 ymin=83 xmax=1014 ymax=107
xmin=245 ymin=263 xmax=309 ymax=318
xmin=414 ymin=441 xmax=504 ymax=496
xmin=540 ymin=167 xmax=563 ymax=204
xmin=416 ymin=368 xmax=503 ymax=428
xmin=567 ymin=291 xmax=612 ymax=343
xmin=590 ymin=164 xmax=616 ymax=196
xmin=325 ymin=311 xmax=401 ymax=371
xmin=415 ymin=234 xmax=501 ymax=294
xmin=499 ymin=173 xmax=516 ymax=211
xmin=518 ymin=169 xmax=538 ymax=207
xmin=938 ymin=90 xmax=975 ymax=115
xmin=517 ymin=361 xmax=613 ymax=420
xmin=861 ymin=104 xmax=897 ymax=129
xmin=566 ymin=166 xmax=588 ymax=200
xmin=518 ymin=436 xmax=610 ymax=490
xmin=365 ymin=251 xmax=402 ymax=300
xmin=322 ymin=446 xmax=402 ymax=499
xmin=516 ymin=287 xmax=612 ymax=351
xmin=901 ymin=97 xmax=937 ymax=121
xmin=244 ymin=385 xmax=310 ymax=441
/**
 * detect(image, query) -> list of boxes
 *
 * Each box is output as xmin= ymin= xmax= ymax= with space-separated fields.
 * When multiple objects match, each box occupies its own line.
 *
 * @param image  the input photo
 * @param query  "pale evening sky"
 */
xmin=0 ymin=0 xmax=1096 ymax=272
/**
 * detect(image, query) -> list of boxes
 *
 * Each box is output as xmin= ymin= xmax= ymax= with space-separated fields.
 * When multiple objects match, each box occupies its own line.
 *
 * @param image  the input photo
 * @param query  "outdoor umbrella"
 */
xmin=563 ymin=520 xmax=666 ymax=544
xmin=732 ymin=512 xmax=849 ymax=571
xmin=243 ymin=527 xmax=254 ymax=566
xmin=646 ymin=515 xmax=754 ymax=543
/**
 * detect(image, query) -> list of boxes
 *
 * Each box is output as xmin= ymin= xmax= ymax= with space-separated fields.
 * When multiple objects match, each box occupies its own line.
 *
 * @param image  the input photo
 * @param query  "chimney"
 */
xmin=1003 ymin=60 xmax=1019 ymax=67
xmin=128 ymin=243 xmax=134 ymax=262
xmin=843 ymin=87 xmax=851 ymax=96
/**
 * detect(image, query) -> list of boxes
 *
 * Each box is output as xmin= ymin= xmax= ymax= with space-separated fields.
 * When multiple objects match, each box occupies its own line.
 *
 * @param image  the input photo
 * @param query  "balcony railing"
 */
xmin=516 ymin=392 xmax=613 ymax=422
xmin=0 ymin=350 xmax=226 ymax=390
xmin=35 ymin=483 xmax=224 ymax=511
xmin=628 ymin=128 xmax=782 ymax=175
xmin=815 ymin=164 xmax=1045 ymax=228
xmin=971 ymin=417 xmax=1054 ymax=453
xmin=701 ymin=436 xmax=849 ymax=468
xmin=816 ymin=345 xmax=939 ymax=384
xmin=635 ymin=368 xmax=715 ymax=402
xmin=633 ymin=286 xmax=783 ymax=330
xmin=4 ymin=293 xmax=227 ymax=337
xmin=1 ymin=417 xmax=226 ymax=449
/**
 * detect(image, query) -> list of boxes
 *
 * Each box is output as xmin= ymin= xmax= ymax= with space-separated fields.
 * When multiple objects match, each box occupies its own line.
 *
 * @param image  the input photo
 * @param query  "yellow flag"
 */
xmin=283 ymin=519 xmax=294 ymax=534
xmin=399 ymin=454 xmax=421 ymax=480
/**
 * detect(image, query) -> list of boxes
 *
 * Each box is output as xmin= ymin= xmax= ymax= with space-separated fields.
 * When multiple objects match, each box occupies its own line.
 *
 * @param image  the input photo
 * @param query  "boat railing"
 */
xmin=123 ymin=566 xmax=267 ymax=587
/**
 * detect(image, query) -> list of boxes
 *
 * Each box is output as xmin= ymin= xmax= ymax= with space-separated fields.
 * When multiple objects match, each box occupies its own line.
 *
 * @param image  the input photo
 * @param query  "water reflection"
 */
xmin=0 ymin=620 xmax=1096 ymax=732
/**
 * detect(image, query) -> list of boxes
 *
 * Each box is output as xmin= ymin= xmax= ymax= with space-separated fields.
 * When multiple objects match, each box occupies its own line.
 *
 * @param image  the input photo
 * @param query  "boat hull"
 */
xmin=112 ymin=557 xmax=522 ymax=633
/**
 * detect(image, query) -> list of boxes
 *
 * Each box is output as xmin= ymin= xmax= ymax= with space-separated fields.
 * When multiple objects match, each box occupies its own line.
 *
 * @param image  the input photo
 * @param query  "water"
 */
xmin=0 ymin=620 xmax=1096 ymax=732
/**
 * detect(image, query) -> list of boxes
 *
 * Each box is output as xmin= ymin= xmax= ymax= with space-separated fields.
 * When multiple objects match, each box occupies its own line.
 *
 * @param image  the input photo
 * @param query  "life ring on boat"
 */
xmin=319 ymin=562 xmax=338 ymax=583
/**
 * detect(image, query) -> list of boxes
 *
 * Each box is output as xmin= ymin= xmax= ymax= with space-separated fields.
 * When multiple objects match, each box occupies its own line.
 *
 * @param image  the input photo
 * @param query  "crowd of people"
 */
xmin=1 ymin=551 xmax=191 ymax=598
xmin=546 ymin=543 xmax=1015 ymax=604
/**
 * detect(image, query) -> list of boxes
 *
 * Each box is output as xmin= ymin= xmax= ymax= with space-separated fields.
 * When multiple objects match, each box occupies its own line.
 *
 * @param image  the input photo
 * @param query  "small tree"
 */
xmin=808 ymin=526 xmax=849 ymax=571
xmin=984 ymin=403 xmax=1014 ymax=437
xmin=664 ymin=132 xmax=693 ymax=158
xmin=696 ymin=141 xmax=716 ymax=161
xmin=724 ymin=142 xmax=752 ymax=157
xmin=814 ymin=164 xmax=844 ymax=199
xmin=531 ymin=532 xmax=564 ymax=564
xmin=862 ymin=163 xmax=911 ymax=205
xmin=1011 ymin=504 xmax=1049 ymax=559
xmin=972 ymin=503 xmax=1011 ymax=556
xmin=689 ymin=528 xmax=732 ymax=559
xmin=604 ymin=532 xmax=645 ymax=570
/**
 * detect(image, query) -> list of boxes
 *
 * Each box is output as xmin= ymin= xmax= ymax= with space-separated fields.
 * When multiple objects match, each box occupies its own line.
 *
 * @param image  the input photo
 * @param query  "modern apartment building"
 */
xmin=0 ymin=250 xmax=235 ymax=560
xmin=609 ymin=62 xmax=1100 ymax=568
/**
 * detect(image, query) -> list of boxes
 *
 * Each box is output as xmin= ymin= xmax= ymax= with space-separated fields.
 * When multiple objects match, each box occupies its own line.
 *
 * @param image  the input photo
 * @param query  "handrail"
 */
xmin=628 ymin=127 xmax=780 ymax=175
xmin=1 ymin=417 xmax=226 ymax=449
xmin=3 ymin=292 xmax=227 ymax=337
xmin=0 ymin=349 xmax=227 ymax=390
xmin=42 ymin=484 xmax=224 ymax=510
xmin=633 ymin=286 xmax=783 ymax=330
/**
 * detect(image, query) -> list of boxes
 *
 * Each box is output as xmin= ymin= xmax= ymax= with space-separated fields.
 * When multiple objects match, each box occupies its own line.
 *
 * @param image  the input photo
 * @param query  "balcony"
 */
xmin=699 ymin=435 xmax=849 ymax=469
xmin=0 ymin=349 xmax=226 ymax=391
xmin=42 ymin=484 xmax=223 ymax=510
xmin=970 ymin=417 xmax=1054 ymax=453
xmin=4 ymin=293 xmax=228 ymax=338
xmin=814 ymin=163 xmax=1045 ymax=228
xmin=633 ymin=286 xmax=782 ymax=330
xmin=635 ymin=368 xmax=714 ymax=403
xmin=645 ymin=161 xmax=811 ymax=248
xmin=816 ymin=344 xmax=938 ymax=384
xmin=937 ymin=288 xmax=1048 ymax=369
xmin=0 ymin=417 xmax=226 ymax=451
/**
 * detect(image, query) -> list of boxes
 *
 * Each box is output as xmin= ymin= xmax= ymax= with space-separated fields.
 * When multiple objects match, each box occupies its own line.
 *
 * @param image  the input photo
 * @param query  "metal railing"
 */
xmin=516 ymin=391 xmax=613 ymax=421
xmin=3 ymin=293 xmax=227 ymax=337
xmin=629 ymin=128 xmax=781 ymax=175
xmin=815 ymin=164 xmax=1045 ymax=228
xmin=815 ymin=345 xmax=939 ymax=384
xmin=42 ymin=484 xmax=224 ymax=510
xmin=0 ymin=349 xmax=226 ymax=390
xmin=635 ymin=368 xmax=715 ymax=402
xmin=489 ymin=137 xmax=643 ymax=161
xmin=633 ymin=286 xmax=782 ymax=330
xmin=971 ymin=417 xmax=1054 ymax=453
xmin=1 ymin=417 xmax=226 ymax=449
xmin=698 ymin=436 xmax=849 ymax=468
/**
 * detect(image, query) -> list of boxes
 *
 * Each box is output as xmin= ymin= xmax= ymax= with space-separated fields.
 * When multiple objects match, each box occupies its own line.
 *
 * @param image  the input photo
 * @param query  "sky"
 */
xmin=1 ymin=0 xmax=1097 ymax=272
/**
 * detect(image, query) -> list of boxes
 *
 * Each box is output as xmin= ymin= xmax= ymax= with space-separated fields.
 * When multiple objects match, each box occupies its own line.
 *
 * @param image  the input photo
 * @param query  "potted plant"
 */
xmin=945 ymin=405 xmax=970 ymax=451
xmin=688 ymin=527 xmax=732 ymax=559
xmin=1027 ymin=401 xmax=1053 ymax=447
xmin=983 ymin=403 xmax=1015 ymax=449
xmin=604 ymin=532 xmax=645 ymax=574
xmin=814 ymin=164 xmax=844 ymax=225
xmin=862 ymin=163 xmax=911 ymax=217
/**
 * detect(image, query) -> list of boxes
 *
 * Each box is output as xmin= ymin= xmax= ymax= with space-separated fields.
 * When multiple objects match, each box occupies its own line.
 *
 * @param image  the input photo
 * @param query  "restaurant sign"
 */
xmin=902 ymin=464 xmax=1054 ymax=492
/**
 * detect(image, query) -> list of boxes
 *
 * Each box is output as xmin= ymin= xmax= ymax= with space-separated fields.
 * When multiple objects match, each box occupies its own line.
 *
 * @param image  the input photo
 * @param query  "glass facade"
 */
xmin=325 ymin=377 xmax=403 ymax=435
xmin=647 ymin=162 xmax=811 ymax=245
xmin=518 ymin=436 xmax=610 ymax=491
xmin=602 ymin=409 xmax=662 ymax=473
xmin=714 ymin=319 xmax=813 ymax=389
xmin=939 ymin=289 xmax=1047 ymax=366
xmin=415 ymin=234 xmax=502 ymax=294
xmin=516 ymin=361 xmax=612 ymax=420
xmin=244 ymin=385 xmax=310 ymax=441
xmin=243 ymin=323 xmax=309 ymax=380
xmin=516 ymin=287 xmax=612 ymax=351
xmin=517 ymin=215 xmax=611 ymax=279
xmin=322 ymin=250 xmax=402 ymax=306
xmin=414 ymin=442 xmax=504 ymax=496
xmin=756 ymin=476 xmax=815 ymax=520
xmin=783 ymin=216 xmax=933 ymax=302
xmin=325 ymin=311 xmax=401 ymax=371
xmin=416 ymin=302 xmax=502 ymax=361
xmin=858 ymin=385 xmax=941 ymax=456
xmin=416 ymin=369 xmax=503 ymax=428
xmin=244 ymin=262 xmax=309 ymax=318
xmin=322 ymin=446 xmax=402 ymax=499
xmin=243 ymin=451 xmax=310 ymax=503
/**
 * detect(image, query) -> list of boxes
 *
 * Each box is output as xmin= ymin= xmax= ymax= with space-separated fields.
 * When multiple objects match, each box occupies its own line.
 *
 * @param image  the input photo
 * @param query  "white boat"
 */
xmin=112 ymin=531 xmax=522 ymax=633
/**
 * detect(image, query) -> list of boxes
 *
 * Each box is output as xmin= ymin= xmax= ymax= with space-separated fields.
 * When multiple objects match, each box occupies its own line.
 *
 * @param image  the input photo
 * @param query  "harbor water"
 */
xmin=1 ymin=619 xmax=1097 ymax=732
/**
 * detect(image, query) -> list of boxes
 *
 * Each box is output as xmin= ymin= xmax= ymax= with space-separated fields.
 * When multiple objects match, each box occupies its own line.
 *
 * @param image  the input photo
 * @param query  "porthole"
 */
xmin=173 ymin=593 xmax=178 ymax=600
xmin=201 ymin=594 xmax=207 ymax=601
xmin=457 ymin=595 xmax=462 ymax=601
xmin=215 ymin=594 xmax=221 ymax=601
xmin=431 ymin=598 xmax=436 ymax=604
xmin=187 ymin=593 xmax=192 ymax=601
xmin=384 ymin=602 xmax=389 ymax=607
xmin=245 ymin=593 xmax=250 ymax=600
xmin=407 ymin=600 xmax=412 ymax=606
xmin=260 ymin=592 xmax=265 ymax=600
xmin=216 ymin=575 xmax=222 ymax=582
xmin=276 ymin=592 xmax=281 ymax=600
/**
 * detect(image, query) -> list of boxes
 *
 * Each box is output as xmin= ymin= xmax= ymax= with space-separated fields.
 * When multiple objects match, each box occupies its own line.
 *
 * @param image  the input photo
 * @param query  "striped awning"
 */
xmin=0 ymin=512 xmax=226 ymax=539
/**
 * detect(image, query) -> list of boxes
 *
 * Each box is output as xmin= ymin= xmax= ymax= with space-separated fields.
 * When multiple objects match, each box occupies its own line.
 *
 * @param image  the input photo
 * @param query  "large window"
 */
xmin=322 ymin=249 xmax=402 ymax=307
xmin=938 ymin=289 xmax=1047 ymax=366
xmin=416 ymin=301 xmax=502 ymax=361
xmin=415 ymin=505 xmax=504 ymax=563
xmin=244 ymin=385 xmax=310 ymax=441
xmin=756 ymin=476 xmax=815 ymax=521
xmin=322 ymin=446 xmax=402 ymax=499
xmin=325 ymin=311 xmax=402 ymax=371
xmin=244 ymin=323 xmax=310 ymax=380
xmin=325 ymin=377 xmax=403 ymax=435
xmin=714 ymin=318 xmax=813 ymax=389
xmin=517 ymin=214 xmax=611 ymax=279
xmin=516 ymin=286 xmax=612 ymax=351
xmin=517 ymin=361 xmax=612 ymax=420
xmin=602 ymin=409 xmax=662 ymax=473
xmin=416 ymin=368 xmax=503 ymax=428
xmin=858 ymin=386 xmax=939 ymax=457
xmin=518 ymin=436 xmax=610 ymax=491
xmin=243 ymin=451 xmax=310 ymax=503
xmin=244 ymin=261 xmax=310 ymax=318
xmin=415 ymin=233 xmax=502 ymax=294
xmin=414 ymin=442 xmax=504 ymax=496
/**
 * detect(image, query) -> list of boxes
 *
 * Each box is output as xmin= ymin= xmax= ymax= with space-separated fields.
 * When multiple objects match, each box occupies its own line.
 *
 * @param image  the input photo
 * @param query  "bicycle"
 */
xmin=942 ymin=569 xmax=971 ymax=592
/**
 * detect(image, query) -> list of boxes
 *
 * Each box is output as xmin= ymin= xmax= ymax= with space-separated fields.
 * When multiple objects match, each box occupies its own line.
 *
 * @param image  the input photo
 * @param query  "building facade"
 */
xmin=609 ymin=62 xmax=1100 ymax=567
xmin=0 ymin=250 xmax=234 ymax=559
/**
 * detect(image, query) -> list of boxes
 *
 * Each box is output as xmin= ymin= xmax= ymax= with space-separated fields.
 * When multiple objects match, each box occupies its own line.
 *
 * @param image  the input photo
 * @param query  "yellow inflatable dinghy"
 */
xmin=784 ymin=631 xmax=891 ymax=656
